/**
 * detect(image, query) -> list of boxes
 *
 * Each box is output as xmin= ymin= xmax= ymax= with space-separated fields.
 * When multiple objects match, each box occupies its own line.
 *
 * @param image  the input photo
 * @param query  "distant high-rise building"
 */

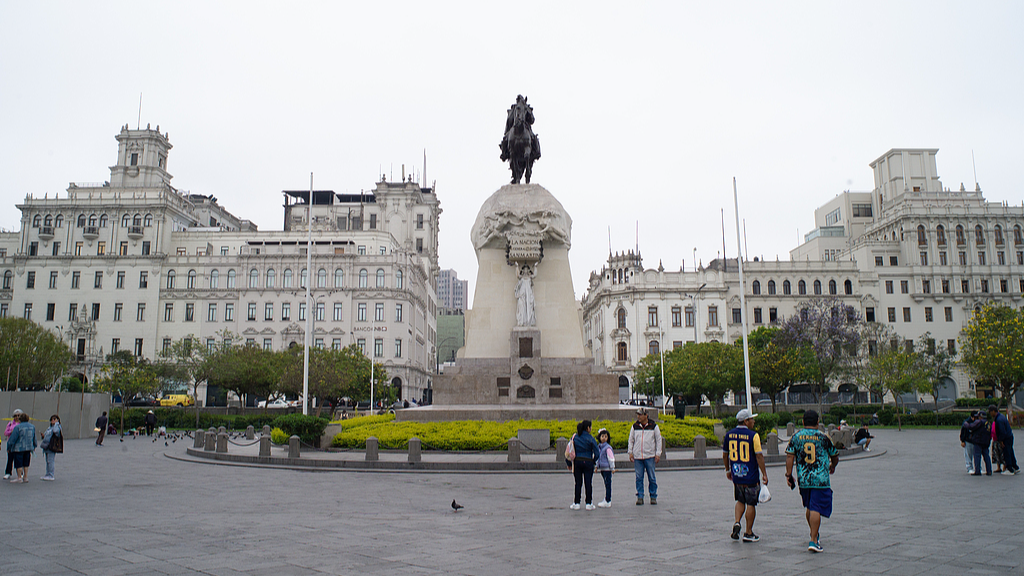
xmin=436 ymin=269 xmax=468 ymax=311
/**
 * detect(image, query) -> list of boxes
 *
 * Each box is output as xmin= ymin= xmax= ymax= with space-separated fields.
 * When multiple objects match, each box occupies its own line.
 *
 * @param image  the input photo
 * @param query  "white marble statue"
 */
xmin=515 ymin=265 xmax=536 ymax=327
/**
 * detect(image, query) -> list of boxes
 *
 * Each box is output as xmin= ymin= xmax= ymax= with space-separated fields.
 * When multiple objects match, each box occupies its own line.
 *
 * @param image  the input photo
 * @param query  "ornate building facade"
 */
xmin=0 ymin=125 xmax=441 ymax=404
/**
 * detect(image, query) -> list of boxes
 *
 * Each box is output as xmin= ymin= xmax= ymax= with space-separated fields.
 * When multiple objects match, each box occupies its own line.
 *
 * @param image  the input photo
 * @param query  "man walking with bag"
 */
xmin=628 ymin=408 xmax=662 ymax=505
xmin=724 ymin=409 xmax=768 ymax=542
xmin=785 ymin=410 xmax=839 ymax=553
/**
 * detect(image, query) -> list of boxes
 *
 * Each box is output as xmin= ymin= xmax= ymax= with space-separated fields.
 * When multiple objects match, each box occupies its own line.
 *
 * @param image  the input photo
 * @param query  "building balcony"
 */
xmin=83 ymin=226 xmax=99 ymax=239
xmin=38 ymin=226 xmax=54 ymax=240
xmin=127 ymin=225 xmax=144 ymax=239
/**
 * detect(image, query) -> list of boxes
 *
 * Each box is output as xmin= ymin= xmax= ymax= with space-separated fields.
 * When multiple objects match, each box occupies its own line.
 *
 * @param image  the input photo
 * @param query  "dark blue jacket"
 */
xmin=966 ymin=418 xmax=990 ymax=448
xmin=993 ymin=413 xmax=1013 ymax=442
xmin=572 ymin=431 xmax=601 ymax=462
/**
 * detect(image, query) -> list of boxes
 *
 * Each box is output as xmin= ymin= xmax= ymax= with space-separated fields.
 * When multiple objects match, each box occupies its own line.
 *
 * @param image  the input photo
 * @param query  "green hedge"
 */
xmin=721 ymin=413 xmax=779 ymax=439
xmin=270 ymin=413 xmax=328 ymax=445
xmin=331 ymin=414 xmax=720 ymax=451
xmin=107 ymin=408 xmax=280 ymax=432
xmin=956 ymin=398 xmax=1009 ymax=408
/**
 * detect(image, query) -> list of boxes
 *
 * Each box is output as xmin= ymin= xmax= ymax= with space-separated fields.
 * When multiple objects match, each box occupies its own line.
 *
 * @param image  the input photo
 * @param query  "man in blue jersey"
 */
xmin=724 ymin=408 xmax=768 ymax=542
xmin=785 ymin=410 xmax=839 ymax=553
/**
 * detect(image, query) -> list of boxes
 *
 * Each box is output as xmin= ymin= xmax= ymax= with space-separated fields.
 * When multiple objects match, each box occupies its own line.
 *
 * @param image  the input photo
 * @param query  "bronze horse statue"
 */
xmin=500 ymin=95 xmax=541 ymax=184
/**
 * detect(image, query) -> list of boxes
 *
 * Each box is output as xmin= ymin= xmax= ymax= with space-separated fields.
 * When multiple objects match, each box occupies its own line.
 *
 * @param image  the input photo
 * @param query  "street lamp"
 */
xmin=686 ymin=283 xmax=707 ymax=345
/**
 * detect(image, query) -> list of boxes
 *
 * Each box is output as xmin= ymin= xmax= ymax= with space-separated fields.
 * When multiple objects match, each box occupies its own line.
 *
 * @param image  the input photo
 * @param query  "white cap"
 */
xmin=736 ymin=408 xmax=757 ymax=421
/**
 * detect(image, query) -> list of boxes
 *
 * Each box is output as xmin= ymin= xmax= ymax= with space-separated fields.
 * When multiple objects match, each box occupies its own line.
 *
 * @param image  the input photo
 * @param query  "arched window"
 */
xmin=166 ymin=270 xmax=176 ymax=289
xmin=798 ymin=280 xmax=806 ymax=295
xmin=359 ymin=269 xmax=368 ymax=288
xmin=828 ymin=279 xmax=837 ymax=295
xmin=317 ymin=268 xmax=327 ymax=288
xmin=249 ymin=268 xmax=259 ymax=288
xmin=936 ymin=225 xmax=946 ymax=246
xmin=283 ymin=269 xmax=293 ymax=288
xmin=2 ymin=270 xmax=12 ymax=290
xmin=955 ymin=225 xmax=966 ymax=245
xmin=43 ymin=215 xmax=52 ymax=227
xmin=144 ymin=214 xmax=153 ymax=227
xmin=975 ymin=225 xmax=985 ymax=245
xmin=844 ymin=279 xmax=853 ymax=295
xmin=54 ymin=214 xmax=63 ymax=228
xmin=767 ymin=280 xmax=776 ymax=295
xmin=751 ymin=280 xmax=761 ymax=295
xmin=99 ymin=214 xmax=108 ymax=228
xmin=32 ymin=215 xmax=41 ymax=227
xmin=122 ymin=214 xmax=131 ymax=227
xmin=994 ymin=225 xmax=1004 ymax=245
xmin=783 ymin=280 xmax=791 ymax=295
xmin=210 ymin=269 xmax=219 ymax=289
xmin=395 ymin=270 xmax=403 ymax=289
xmin=226 ymin=269 xmax=236 ymax=288
xmin=88 ymin=214 xmax=97 ymax=227
xmin=813 ymin=280 xmax=822 ymax=295
xmin=917 ymin=225 xmax=926 ymax=245
xmin=77 ymin=214 xmax=86 ymax=227
xmin=133 ymin=214 xmax=142 ymax=226
xmin=616 ymin=342 xmax=628 ymax=362
xmin=266 ymin=269 xmax=276 ymax=288
xmin=376 ymin=269 xmax=385 ymax=288
xmin=649 ymin=340 xmax=660 ymax=356
xmin=300 ymin=268 xmax=308 ymax=288
xmin=617 ymin=308 xmax=626 ymax=329
xmin=1015 ymin=225 xmax=1023 ymax=245
xmin=187 ymin=269 xmax=197 ymax=289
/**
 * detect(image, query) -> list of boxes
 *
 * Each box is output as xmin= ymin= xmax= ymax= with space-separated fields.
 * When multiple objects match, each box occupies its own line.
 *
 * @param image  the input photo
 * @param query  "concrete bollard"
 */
xmin=767 ymin=432 xmax=779 ymax=455
xmin=245 ymin=425 xmax=255 ymax=440
xmin=827 ymin=424 xmax=836 ymax=433
xmin=194 ymin=429 xmax=205 ymax=449
xmin=408 ymin=437 xmax=422 ymax=463
xmin=259 ymin=435 xmax=271 ymax=457
xmin=218 ymin=426 xmax=227 ymax=435
xmin=786 ymin=422 xmax=795 ymax=436
xmin=216 ymin=432 xmax=228 ymax=453
xmin=288 ymin=435 xmax=300 ymax=459
xmin=262 ymin=425 xmax=272 ymax=437
xmin=818 ymin=424 xmax=827 ymax=433
xmin=508 ymin=438 xmax=521 ymax=462
xmin=713 ymin=423 xmax=726 ymax=443
xmin=204 ymin=428 xmax=217 ymax=451
xmin=366 ymin=437 xmax=379 ymax=461
xmin=693 ymin=435 xmax=707 ymax=459
xmin=555 ymin=437 xmax=568 ymax=463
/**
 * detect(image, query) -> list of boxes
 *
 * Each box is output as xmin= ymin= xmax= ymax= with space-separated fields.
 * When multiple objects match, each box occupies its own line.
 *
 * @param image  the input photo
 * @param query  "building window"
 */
xmin=648 ymin=340 xmax=660 ymax=356
xmin=264 ymin=303 xmax=273 ymax=321
xmin=282 ymin=302 xmax=291 ymax=321
xmin=616 ymin=342 xmax=628 ymax=362
xmin=374 ymin=302 xmax=384 ymax=322
xmin=900 ymin=280 xmax=909 ymax=294
xmin=961 ymin=279 xmax=970 ymax=293
xmin=956 ymin=225 xmax=966 ymax=245
xmin=947 ymin=339 xmax=956 ymax=355
xmin=925 ymin=307 xmax=933 ymax=322
xmin=332 ymin=338 xmax=342 ymax=350
xmin=828 ymin=279 xmax=837 ymax=295
xmin=798 ymin=280 xmax=806 ymax=295
xmin=357 ymin=245 xmax=366 ymax=255
xmin=299 ymin=303 xmax=306 ymax=321
xmin=111 ymin=338 xmax=120 ymax=354
xmin=708 ymin=306 xmax=718 ymax=327
xmin=997 ymin=251 xmax=1005 ymax=265
xmin=137 ymin=303 xmax=146 ymax=322
xmin=939 ymin=251 xmax=947 ymax=266
xmin=416 ymin=238 xmax=423 ymax=253
xmin=416 ymin=214 xmax=424 ymax=229
xmin=874 ymin=256 xmax=884 ymax=266
xmin=264 ymin=269 xmax=275 ymax=289
xmin=890 ymin=256 xmax=898 ymax=266
xmin=648 ymin=306 xmax=658 ymax=327
xmin=357 ymin=303 xmax=366 ymax=322
xmin=920 ymin=252 xmax=928 ymax=266
xmin=394 ymin=338 xmax=402 ymax=358
xmin=922 ymin=280 xmax=931 ymax=294
xmin=887 ymin=307 xmax=896 ymax=322
xmin=975 ymin=225 xmax=985 ymax=245
xmin=995 ymin=225 xmax=1004 ymax=245
xmin=263 ymin=338 xmax=273 ymax=351
xmin=208 ymin=304 xmax=217 ymax=322
xmin=185 ymin=303 xmax=194 ymax=322
xmin=376 ymin=269 xmax=385 ymax=288
xmin=865 ymin=307 xmax=875 ymax=322
xmin=135 ymin=338 xmax=144 ymax=357
xmin=671 ymin=306 xmax=681 ymax=327
xmin=247 ymin=303 xmax=257 ymax=321
xmin=0 ymin=304 xmax=7 ymax=318
xmin=357 ymin=338 xmax=366 ymax=355
xmin=97 ymin=242 xmax=105 ymax=255
xmin=23 ymin=303 xmax=31 ymax=319
xmin=359 ymin=269 xmax=368 ymax=288
xmin=334 ymin=268 xmax=344 ymax=287
xmin=329 ymin=303 xmax=341 ymax=322
xmin=1014 ymin=225 xmax=1023 ymax=245
xmin=137 ymin=271 xmax=148 ymax=289
xmin=616 ymin=308 xmax=626 ymax=329
xmin=936 ymin=225 xmax=946 ymax=246
xmin=26 ymin=271 xmax=35 ymax=289
xmin=941 ymin=279 xmax=950 ymax=293
xmin=783 ymin=280 xmax=791 ymax=295
xmin=94 ymin=271 xmax=103 ymax=289
xmin=767 ymin=280 xmax=776 ymax=295
xmin=48 ymin=271 xmax=57 ymax=289
xmin=813 ymin=280 xmax=822 ymax=295
xmin=118 ymin=241 xmax=128 ymax=256
xmin=396 ymin=270 xmax=403 ymax=289
xmin=395 ymin=304 xmax=403 ymax=322
xmin=225 ymin=303 xmax=234 ymax=321
xmin=166 ymin=270 xmax=177 ymax=290
xmin=91 ymin=303 xmax=100 ymax=321
xmin=46 ymin=303 xmax=55 ymax=322
xmin=71 ymin=271 xmax=80 ymax=289
xmin=732 ymin=308 xmax=742 ymax=324
xmin=113 ymin=303 xmax=122 ymax=322
xmin=316 ymin=302 xmax=325 ymax=322
xmin=1 ymin=271 xmax=10 ymax=290
xmin=318 ymin=268 xmax=327 ymax=288
xmin=751 ymin=280 xmax=760 ymax=295
xmin=844 ymin=279 xmax=853 ymax=295
xmin=917 ymin=225 xmax=927 ymax=245
xmin=248 ymin=269 xmax=259 ymax=288
xmin=380 ymin=246 xmax=387 ymax=255
xmin=164 ymin=303 xmax=174 ymax=322
xmin=903 ymin=307 xmax=911 ymax=322
xmin=684 ymin=306 xmax=694 ymax=327
xmin=73 ymin=242 xmax=82 ymax=256
xmin=977 ymin=252 xmax=986 ymax=266
xmin=981 ymin=279 xmax=989 ymax=293
xmin=753 ymin=307 xmax=762 ymax=324
xmin=369 ymin=214 xmax=377 ymax=229
xmin=374 ymin=338 xmax=384 ymax=358
xmin=69 ymin=303 xmax=77 ymax=321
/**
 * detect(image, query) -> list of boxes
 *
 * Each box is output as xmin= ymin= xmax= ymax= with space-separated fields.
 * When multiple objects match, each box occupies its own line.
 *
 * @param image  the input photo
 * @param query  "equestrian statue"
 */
xmin=499 ymin=95 xmax=542 ymax=184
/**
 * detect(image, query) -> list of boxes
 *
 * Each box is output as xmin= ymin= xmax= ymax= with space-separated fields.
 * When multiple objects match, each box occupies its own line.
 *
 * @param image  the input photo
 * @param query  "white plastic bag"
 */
xmin=758 ymin=483 xmax=772 ymax=503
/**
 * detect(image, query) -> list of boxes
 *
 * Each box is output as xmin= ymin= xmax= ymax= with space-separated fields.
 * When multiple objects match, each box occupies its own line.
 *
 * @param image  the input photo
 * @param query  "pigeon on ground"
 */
xmin=451 ymin=499 xmax=464 ymax=512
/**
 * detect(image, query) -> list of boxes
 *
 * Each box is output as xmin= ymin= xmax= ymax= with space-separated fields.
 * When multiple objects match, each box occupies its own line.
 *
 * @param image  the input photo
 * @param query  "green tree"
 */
xmin=917 ymin=332 xmax=955 ymax=424
xmin=846 ymin=321 xmax=899 ymax=417
xmin=858 ymin=337 xmax=930 ymax=429
xmin=280 ymin=345 xmax=385 ymax=417
xmin=209 ymin=343 xmax=287 ymax=413
xmin=742 ymin=327 xmax=801 ymax=413
xmin=0 ymin=318 xmax=74 ymax=391
xmin=959 ymin=304 xmax=1024 ymax=420
xmin=94 ymin=350 xmax=160 ymax=434
xmin=633 ymin=352 xmax=665 ymax=403
xmin=158 ymin=334 xmax=221 ymax=428
xmin=666 ymin=342 xmax=743 ymax=417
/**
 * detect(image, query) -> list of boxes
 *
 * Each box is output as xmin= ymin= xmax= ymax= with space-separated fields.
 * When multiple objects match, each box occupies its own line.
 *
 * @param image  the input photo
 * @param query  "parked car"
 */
xmin=258 ymin=399 xmax=290 ymax=409
xmin=126 ymin=396 xmax=159 ymax=407
xmin=158 ymin=394 xmax=195 ymax=407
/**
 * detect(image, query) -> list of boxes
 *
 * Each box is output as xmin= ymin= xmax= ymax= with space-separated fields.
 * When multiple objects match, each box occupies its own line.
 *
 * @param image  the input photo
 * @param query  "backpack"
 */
xmin=565 ymin=434 xmax=577 ymax=460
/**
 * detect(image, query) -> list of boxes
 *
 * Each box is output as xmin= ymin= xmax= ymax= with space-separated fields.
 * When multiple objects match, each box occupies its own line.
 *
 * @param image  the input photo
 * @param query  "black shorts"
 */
xmin=734 ymin=483 xmax=759 ymax=506
xmin=13 ymin=451 xmax=31 ymax=469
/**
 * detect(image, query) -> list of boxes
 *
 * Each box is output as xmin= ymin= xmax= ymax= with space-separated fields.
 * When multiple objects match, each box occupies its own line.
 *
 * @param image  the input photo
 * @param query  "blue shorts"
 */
xmin=800 ymin=487 xmax=833 ymax=518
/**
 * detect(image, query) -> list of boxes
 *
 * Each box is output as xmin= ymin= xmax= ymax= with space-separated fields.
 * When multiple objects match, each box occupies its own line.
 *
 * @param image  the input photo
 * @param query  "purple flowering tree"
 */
xmin=776 ymin=297 xmax=862 ymax=414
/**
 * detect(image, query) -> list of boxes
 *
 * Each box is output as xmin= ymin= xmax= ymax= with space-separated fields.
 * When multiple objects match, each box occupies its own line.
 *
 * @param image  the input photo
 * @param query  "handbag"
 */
xmin=48 ymin=431 xmax=64 ymax=454
xmin=758 ymin=483 xmax=771 ymax=503
xmin=565 ymin=434 xmax=576 ymax=460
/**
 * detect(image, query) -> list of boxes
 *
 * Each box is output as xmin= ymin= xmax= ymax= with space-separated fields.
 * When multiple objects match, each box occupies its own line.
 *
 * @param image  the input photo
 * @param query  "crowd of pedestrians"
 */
xmin=3 ymin=409 xmax=63 ymax=483
xmin=961 ymin=406 xmax=1019 ymax=476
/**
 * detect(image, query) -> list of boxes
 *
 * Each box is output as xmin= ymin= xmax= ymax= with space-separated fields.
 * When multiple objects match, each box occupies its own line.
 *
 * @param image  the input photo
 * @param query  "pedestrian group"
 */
xmin=3 ymin=409 xmax=63 ymax=483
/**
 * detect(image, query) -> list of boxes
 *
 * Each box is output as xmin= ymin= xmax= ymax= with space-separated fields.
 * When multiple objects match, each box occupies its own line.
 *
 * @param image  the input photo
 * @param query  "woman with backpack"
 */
xmin=40 ymin=414 xmax=63 ymax=481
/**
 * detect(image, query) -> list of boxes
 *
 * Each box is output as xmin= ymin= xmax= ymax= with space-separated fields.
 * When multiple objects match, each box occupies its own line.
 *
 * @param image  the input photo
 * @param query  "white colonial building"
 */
xmin=583 ymin=148 xmax=1024 ymax=404
xmin=0 ymin=125 xmax=441 ymax=404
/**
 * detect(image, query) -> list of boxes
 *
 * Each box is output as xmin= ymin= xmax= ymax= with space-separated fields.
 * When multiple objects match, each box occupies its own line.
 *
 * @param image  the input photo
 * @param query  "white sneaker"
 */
xmin=570 ymin=503 xmax=581 ymax=511
xmin=2 ymin=474 xmax=9 ymax=479
xmin=1003 ymin=470 xmax=1015 ymax=475
xmin=597 ymin=500 xmax=611 ymax=508
xmin=585 ymin=504 xmax=596 ymax=511
xmin=40 ymin=476 xmax=54 ymax=481
xmin=967 ymin=470 xmax=974 ymax=475
xmin=863 ymin=447 xmax=870 ymax=452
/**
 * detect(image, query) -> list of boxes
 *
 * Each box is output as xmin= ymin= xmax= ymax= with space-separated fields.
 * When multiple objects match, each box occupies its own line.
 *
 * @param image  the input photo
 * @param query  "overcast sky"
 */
xmin=2 ymin=2 xmax=1022 ymax=303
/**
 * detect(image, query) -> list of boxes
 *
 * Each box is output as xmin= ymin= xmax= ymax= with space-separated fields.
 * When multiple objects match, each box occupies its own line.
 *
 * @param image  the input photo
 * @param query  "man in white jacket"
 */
xmin=627 ymin=408 xmax=663 ymax=505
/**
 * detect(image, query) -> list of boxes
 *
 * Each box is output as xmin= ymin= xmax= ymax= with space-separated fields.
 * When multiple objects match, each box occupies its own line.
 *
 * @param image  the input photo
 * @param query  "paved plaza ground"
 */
xmin=2 ymin=428 xmax=1021 ymax=575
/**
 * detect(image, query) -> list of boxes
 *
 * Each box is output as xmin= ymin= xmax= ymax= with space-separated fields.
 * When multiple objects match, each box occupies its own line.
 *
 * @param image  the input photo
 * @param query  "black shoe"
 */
xmin=972 ymin=472 xmax=982 ymax=476
xmin=636 ymin=498 xmax=644 ymax=506
xmin=742 ymin=533 xmax=760 ymax=543
xmin=731 ymin=523 xmax=741 ymax=540
xmin=650 ymin=497 xmax=657 ymax=505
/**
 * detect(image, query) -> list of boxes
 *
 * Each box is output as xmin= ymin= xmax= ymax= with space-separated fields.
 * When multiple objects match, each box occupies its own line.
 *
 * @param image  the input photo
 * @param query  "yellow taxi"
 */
xmin=158 ymin=394 xmax=195 ymax=407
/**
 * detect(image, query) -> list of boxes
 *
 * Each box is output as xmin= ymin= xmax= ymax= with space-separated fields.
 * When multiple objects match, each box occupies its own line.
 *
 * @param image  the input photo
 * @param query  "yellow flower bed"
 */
xmin=331 ymin=413 xmax=719 ymax=450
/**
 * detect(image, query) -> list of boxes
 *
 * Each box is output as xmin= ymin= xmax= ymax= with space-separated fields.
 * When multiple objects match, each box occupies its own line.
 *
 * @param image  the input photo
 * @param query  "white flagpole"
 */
xmin=302 ymin=173 xmax=313 ymax=416
xmin=733 ymin=178 xmax=753 ymax=413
